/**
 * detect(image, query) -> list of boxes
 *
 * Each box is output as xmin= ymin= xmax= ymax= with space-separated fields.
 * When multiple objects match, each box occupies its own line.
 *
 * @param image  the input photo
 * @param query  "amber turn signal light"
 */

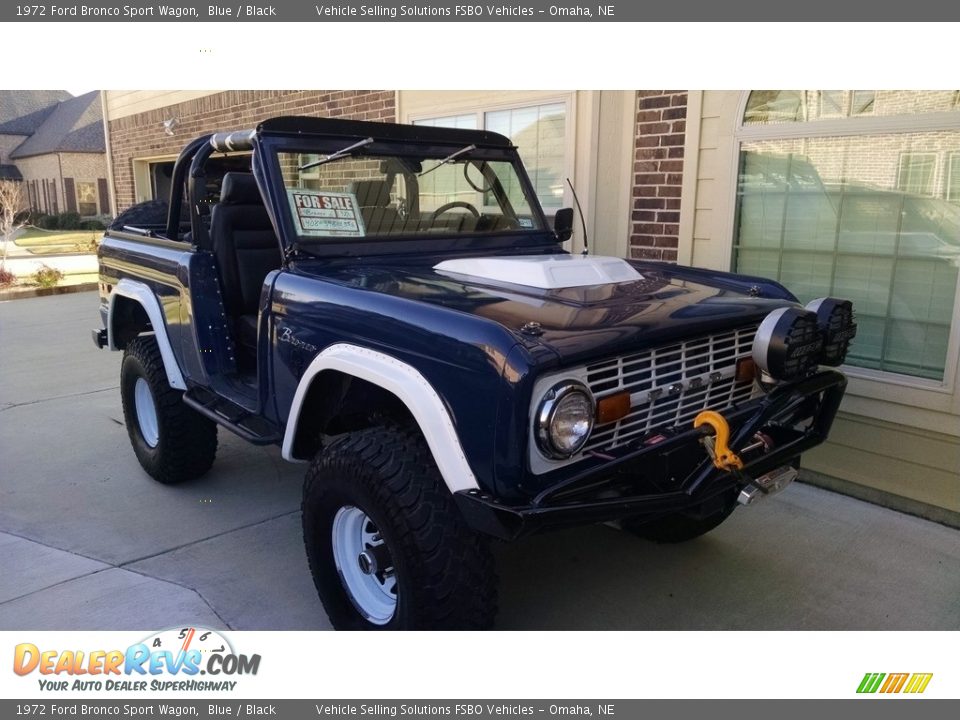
xmin=735 ymin=356 xmax=757 ymax=383
xmin=596 ymin=391 xmax=631 ymax=424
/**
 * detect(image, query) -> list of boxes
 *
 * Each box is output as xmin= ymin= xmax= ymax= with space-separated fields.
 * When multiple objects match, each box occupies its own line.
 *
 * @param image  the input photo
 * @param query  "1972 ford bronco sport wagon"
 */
xmin=93 ymin=117 xmax=856 ymax=629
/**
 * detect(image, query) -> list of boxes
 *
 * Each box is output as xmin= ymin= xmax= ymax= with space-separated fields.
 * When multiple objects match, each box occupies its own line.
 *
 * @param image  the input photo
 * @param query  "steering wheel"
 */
xmin=431 ymin=201 xmax=480 ymax=220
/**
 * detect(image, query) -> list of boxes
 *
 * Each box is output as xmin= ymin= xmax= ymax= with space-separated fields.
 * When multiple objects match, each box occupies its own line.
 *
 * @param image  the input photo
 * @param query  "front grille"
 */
xmin=583 ymin=325 xmax=760 ymax=451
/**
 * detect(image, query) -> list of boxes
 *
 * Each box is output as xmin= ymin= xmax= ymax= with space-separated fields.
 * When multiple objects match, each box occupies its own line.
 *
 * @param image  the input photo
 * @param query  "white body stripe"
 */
xmin=281 ymin=344 xmax=479 ymax=493
xmin=108 ymin=279 xmax=186 ymax=390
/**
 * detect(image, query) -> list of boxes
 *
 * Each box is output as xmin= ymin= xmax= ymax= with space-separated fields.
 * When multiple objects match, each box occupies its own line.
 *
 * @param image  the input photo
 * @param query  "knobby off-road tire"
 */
xmin=621 ymin=491 xmax=738 ymax=544
xmin=302 ymin=425 xmax=498 ymax=630
xmin=120 ymin=336 xmax=218 ymax=484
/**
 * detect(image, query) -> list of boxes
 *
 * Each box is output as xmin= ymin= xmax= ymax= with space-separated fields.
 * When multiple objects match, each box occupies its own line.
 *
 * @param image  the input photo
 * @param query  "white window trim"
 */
xmin=131 ymin=154 xmax=179 ymax=204
xmin=946 ymin=151 xmax=960 ymax=203
xmin=406 ymin=94 xmax=576 ymax=213
xmin=896 ymin=151 xmax=938 ymax=195
xmin=727 ymin=91 xmax=960 ymax=409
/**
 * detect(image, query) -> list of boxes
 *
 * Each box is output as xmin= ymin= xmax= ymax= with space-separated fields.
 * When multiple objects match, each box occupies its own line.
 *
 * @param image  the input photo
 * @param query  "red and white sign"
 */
xmin=286 ymin=189 xmax=365 ymax=237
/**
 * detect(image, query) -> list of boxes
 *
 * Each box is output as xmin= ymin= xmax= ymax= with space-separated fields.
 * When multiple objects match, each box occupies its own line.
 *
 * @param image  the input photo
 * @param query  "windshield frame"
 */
xmin=257 ymin=132 xmax=555 ymax=258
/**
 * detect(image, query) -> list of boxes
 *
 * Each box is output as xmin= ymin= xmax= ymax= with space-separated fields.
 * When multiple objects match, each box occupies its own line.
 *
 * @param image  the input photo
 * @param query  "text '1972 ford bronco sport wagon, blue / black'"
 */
xmin=92 ymin=116 xmax=856 ymax=629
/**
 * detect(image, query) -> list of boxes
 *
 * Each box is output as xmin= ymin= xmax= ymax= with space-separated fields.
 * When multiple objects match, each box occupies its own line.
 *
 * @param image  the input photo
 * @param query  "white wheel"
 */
xmin=331 ymin=505 xmax=398 ymax=625
xmin=134 ymin=377 xmax=159 ymax=448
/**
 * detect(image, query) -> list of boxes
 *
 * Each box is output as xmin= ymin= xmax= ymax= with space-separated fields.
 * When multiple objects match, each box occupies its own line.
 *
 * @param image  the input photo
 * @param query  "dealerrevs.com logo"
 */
xmin=857 ymin=673 xmax=933 ymax=694
xmin=13 ymin=627 xmax=261 ymax=692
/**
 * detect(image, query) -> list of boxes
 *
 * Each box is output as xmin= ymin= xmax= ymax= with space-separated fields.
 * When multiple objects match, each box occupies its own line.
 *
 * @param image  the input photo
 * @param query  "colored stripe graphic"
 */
xmin=903 ymin=674 xmax=933 ymax=694
xmin=857 ymin=672 xmax=932 ymax=694
xmin=880 ymin=673 xmax=909 ymax=693
xmin=857 ymin=673 xmax=886 ymax=693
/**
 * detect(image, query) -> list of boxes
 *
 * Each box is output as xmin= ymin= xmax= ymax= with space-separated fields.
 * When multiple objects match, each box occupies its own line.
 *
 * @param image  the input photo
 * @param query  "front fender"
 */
xmin=281 ymin=344 xmax=480 ymax=494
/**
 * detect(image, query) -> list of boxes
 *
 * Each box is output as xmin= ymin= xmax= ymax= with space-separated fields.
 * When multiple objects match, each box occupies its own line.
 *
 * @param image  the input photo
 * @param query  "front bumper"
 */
xmin=455 ymin=370 xmax=847 ymax=540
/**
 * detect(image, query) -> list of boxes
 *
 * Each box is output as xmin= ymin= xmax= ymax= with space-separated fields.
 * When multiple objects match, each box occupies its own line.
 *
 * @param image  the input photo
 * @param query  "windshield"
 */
xmin=277 ymin=148 xmax=545 ymax=240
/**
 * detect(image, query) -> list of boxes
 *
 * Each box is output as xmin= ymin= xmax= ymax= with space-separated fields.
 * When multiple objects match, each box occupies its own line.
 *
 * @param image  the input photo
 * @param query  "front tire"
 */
xmin=120 ymin=336 xmax=218 ymax=484
xmin=302 ymin=425 xmax=497 ymax=630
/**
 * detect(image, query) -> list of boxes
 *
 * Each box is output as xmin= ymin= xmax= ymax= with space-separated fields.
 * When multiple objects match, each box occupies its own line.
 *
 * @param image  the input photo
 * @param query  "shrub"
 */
xmin=32 ymin=211 xmax=92 ymax=231
xmin=13 ymin=209 xmax=39 ymax=225
xmin=35 ymin=214 xmax=59 ymax=230
xmin=32 ymin=264 xmax=64 ymax=288
xmin=57 ymin=212 xmax=83 ymax=230
xmin=0 ymin=266 xmax=15 ymax=287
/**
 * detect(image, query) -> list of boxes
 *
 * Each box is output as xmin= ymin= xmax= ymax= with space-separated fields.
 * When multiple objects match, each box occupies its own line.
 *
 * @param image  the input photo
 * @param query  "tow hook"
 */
xmin=693 ymin=410 xmax=796 ymax=505
xmin=693 ymin=410 xmax=743 ymax=471
xmin=737 ymin=465 xmax=799 ymax=506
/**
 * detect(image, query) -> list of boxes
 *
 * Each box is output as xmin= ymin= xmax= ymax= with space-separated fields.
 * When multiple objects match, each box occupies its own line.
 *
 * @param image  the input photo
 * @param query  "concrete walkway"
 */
xmin=1 ymin=292 xmax=958 ymax=630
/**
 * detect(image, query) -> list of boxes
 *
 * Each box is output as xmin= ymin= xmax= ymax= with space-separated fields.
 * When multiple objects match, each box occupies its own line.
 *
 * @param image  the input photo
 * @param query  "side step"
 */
xmin=182 ymin=387 xmax=282 ymax=446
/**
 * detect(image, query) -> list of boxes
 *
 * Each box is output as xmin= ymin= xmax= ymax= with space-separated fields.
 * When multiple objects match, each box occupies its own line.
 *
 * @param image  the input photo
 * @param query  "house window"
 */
xmin=897 ymin=153 xmax=937 ymax=195
xmin=946 ymin=153 xmax=960 ymax=204
xmin=414 ymin=101 xmax=569 ymax=211
xmin=734 ymin=90 xmax=960 ymax=383
xmin=743 ymin=90 xmax=955 ymax=125
xmin=76 ymin=181 xmax=98 ymax=216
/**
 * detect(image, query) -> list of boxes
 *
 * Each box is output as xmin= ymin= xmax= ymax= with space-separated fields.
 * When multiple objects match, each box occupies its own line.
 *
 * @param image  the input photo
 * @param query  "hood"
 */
xmin=294 ymin=254 xmax=797 ymax=365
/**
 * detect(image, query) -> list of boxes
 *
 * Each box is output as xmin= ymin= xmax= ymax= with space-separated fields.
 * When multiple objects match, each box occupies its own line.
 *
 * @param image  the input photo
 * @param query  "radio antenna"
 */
xmin=566 ymin=178 xmax=589 ymax=255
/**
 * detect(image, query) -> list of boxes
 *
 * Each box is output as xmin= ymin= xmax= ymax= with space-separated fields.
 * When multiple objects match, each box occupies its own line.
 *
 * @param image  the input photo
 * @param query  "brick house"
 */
xmin=102 ymin=89 xmax=959 ymax=525
xmin=0 ymin=90 xmax=110 ymax=217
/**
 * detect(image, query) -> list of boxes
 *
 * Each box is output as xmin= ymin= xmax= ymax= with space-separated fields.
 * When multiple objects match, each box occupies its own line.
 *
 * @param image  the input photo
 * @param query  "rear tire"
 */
xmin=120 ymin=336 xmax=218 ymax=484
xmin=621 ymin=492 xmax=738 ymax=543
xmin=302 ymin=425 xmax=497 ymax=630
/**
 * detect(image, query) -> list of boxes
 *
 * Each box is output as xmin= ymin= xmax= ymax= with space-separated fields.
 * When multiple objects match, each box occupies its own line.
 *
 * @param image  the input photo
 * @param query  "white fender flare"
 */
xmin=281 ymin=344 xmax=480 ymax=493
xmin=108 ymin=279 xmax=186 ymax=390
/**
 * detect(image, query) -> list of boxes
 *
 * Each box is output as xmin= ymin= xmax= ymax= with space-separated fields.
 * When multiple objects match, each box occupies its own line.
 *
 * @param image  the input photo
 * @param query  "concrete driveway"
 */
xmin=1 ymin=292 xmax=958 ymax=630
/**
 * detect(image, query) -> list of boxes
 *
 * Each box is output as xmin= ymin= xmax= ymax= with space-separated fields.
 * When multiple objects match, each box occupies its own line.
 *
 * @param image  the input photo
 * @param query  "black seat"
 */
xmin=350 ymin=179 xmax=402 ymax=234
xmin=210 ymin=172 xmax=281 ymax=350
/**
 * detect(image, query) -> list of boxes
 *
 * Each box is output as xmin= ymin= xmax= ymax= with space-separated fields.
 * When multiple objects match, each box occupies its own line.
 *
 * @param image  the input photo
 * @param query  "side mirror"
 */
xmin=554 ymin=207 xmax=574 ymax=243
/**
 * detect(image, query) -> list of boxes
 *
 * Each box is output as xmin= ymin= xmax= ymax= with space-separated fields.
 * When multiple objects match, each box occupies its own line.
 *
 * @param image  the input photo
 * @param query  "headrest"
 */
xmin=350 ymin=180 xmax=392 ymax=208
xmin=219 ymin=172 xmax=263 ymax=205
xmin=380 ymin=158 xmax=421 ymax=175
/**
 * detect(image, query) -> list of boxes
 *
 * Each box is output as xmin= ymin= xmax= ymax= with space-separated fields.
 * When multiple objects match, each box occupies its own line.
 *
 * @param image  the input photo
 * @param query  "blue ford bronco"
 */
xmin=93 ymin=116 xmax=855 ymax=630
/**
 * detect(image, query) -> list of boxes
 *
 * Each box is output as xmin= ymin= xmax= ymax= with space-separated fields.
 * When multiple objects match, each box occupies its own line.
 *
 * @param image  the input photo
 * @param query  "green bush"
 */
xmin=58 ymin=212 xmax=83 ymax=230
xmin=13 ymin=209 xmax=39 ymax=225
xmin=35 ymin=214 xmax=59 ymax=230
xmin=32 ymin=264 xmax=64 ymax=288
xmin=32 ymin=211 xmax=92 ymax=231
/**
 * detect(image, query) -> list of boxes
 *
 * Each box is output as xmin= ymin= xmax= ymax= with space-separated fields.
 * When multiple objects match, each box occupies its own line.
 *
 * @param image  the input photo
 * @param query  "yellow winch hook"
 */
xmin=693 ymin=410 xmax=744 ymax=472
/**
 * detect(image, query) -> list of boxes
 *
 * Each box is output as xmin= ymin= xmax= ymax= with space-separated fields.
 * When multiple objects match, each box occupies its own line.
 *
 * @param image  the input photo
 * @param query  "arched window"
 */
xmin=733 ymin=91 xmax=960 ymax=382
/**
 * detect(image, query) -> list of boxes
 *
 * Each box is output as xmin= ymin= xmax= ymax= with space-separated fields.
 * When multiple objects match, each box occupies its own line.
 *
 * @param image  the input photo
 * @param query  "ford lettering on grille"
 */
xmin=583 ymin=325 xmax=760 ymax=451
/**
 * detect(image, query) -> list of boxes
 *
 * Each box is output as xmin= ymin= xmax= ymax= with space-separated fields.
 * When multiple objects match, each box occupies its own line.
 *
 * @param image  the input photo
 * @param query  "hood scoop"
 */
xmin=434 ymin=254 xmax=642 ymax=290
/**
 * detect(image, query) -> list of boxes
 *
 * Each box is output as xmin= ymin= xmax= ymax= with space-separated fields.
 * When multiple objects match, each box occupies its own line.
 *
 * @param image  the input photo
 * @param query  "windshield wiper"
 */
xmin=417 ymin=144 xmax=476 ymax=177
xmin=298 ymin=137 xmax=374 ymax=171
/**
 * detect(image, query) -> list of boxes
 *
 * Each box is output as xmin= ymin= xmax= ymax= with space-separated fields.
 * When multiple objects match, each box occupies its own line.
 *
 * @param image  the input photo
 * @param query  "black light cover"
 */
xmin=752 ymin=307 xmax=823 ymax=381
xmin=806 ymin=297 xmax=858 ymax=366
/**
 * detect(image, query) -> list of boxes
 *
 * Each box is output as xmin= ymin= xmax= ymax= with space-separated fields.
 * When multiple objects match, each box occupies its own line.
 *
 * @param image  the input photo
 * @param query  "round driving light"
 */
xmin=805 ymin=297 xmax=857 ymax=366
xmin=536 ymin=382 xmax=595 ymax=459
xmin=752 ymin=307 xmax=822 ymax=382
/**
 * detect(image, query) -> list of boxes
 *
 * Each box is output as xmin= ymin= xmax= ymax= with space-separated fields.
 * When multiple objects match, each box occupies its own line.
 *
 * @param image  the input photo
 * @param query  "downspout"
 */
xmin=56 ymin=152 xmax=64 ymax=213
xmin=676 ymin=90 xmax=702 ymax=266
xmin=100 ymin=90 xmax=118 ymax=216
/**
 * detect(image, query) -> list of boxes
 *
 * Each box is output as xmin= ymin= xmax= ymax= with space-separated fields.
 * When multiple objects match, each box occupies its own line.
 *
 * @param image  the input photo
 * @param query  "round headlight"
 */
xmin=805 ymin=297 xmax=857 ymax=366
xmin=752 ymin=307 xmax=822 ymax=382
xmin=536 ymin=382 xmax=595 ymax=459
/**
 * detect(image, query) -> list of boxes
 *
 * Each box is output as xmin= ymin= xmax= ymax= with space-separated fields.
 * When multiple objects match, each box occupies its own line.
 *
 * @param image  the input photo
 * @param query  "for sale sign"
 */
xmin=286 ymin=189 xmax=366 ymax=237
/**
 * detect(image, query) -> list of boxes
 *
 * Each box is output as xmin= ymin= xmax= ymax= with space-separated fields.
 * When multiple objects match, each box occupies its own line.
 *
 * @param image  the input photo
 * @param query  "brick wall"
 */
xmin=630 ymin=91 xmax=688 ymax=262
xmin=108 ymin=90 xmax=395 ymax=212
